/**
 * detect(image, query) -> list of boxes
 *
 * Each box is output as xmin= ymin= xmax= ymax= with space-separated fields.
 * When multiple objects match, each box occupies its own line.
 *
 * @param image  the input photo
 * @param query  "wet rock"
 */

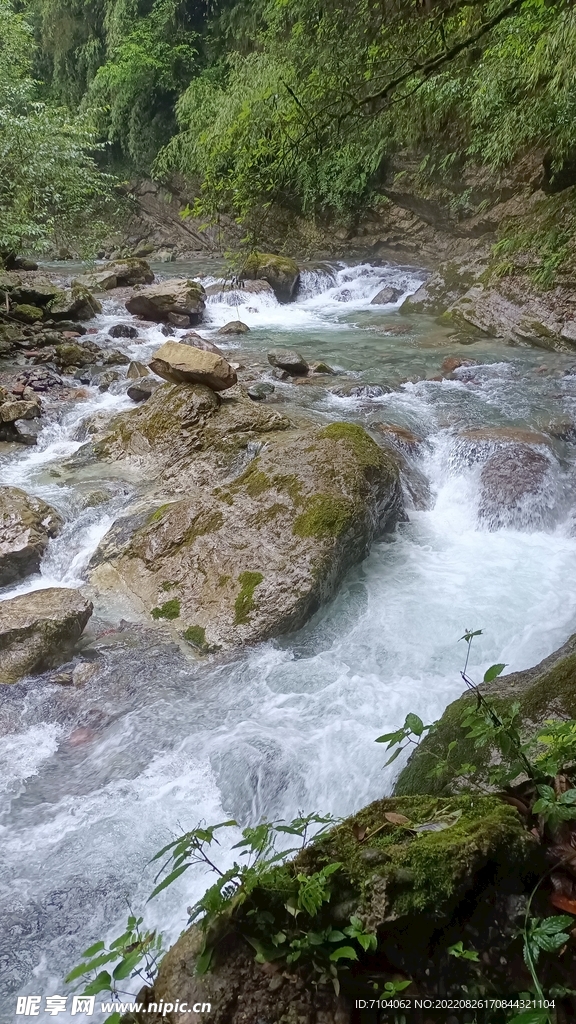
xmin=11 ymin=256 xmax=38 ymax=271
xmin=149 ymin=341 xmax=237 ymax=392
xmin=0 ymin=587 xmax=93 ymax=684
xmin=205 ymin=279 xmax=275 ymax=299
xmin=400 ymin=262 xmax=477 ymax=316
xmin=44 ymin=319 xmax=86 ymax=335
xmin=271 ymin=367 xmax=290 ymax=381
xmin=90 ymin=398 xmax=403 ymax=650
xmin=478 ymin=445 xmax=553 ymax=529
xmin=331 ymin=383 xmax=391 ymax=399
xmin=458 ymin=426 xmax=554 ymax=458
xmin=179 ymin=332 xmax=225 ymax=355
xmin=109 ymin=323 xmax=138 ymax=339
xmin=0 ymin=399 xmax=40 ymax=423
xmin=217 ymin=321 xmax=250 ymax=335
xmin=73 ymin=258 xmax=154 ymax=293
xmin=50 ymin=286 xmax=102 ymax=321
xmin=0 ymin=488 xmax=63 ymax=586
xmin=13 ymin=419 xmax=42 ymax=445
xmin=241 ymin=252 xmax=300 ymax=303
xmin=97 ymin=370 xmax=122 ymax=392
xmin=127 ymin=378 xmax=162 ymax=403
xmin=54 ymin=342 xmax=97 ymax=369
xmin=267 ymin=349 xmax=309 ymax=376
xmin=308 ymin=360 xmax=336 ymax=375
xmin=127 ymin=360 xmax=150 ymax=380
xmin=371 ymin=423 xmax=424 ymax=451
xmin=15 ymin=367 xmax=63 ymax=391
xmin=246 ymin=382 xmax=275 ymax=401
xmin=441 ymin=356 xmax=479 ymax=374
xmin=371 ymin=286 xmax=403 ymax=304
xmin=125 ymin=279 xmax=206 ymax=326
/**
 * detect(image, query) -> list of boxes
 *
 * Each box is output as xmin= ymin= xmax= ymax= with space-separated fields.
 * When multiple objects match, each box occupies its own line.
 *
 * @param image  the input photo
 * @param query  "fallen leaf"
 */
xmin=550 ymin=893 xmax=576 ymax=915
xmin=384 ymin=812 xmax=411 ymax=826
xmin=352 ymin=823 xmax=368 ymax=842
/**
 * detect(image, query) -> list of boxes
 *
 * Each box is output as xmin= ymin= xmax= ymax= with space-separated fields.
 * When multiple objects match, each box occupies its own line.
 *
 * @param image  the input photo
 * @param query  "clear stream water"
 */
xmin=2 ymin=261 xmax=576 ymax=1020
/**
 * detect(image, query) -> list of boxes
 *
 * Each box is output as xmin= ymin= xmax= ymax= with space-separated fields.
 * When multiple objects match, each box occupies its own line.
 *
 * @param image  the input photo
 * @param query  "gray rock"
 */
xmin=0 ymin=587 xmax=93 ymax=684
xmin=126 ymin=279 xmax=206 ymax=326
xmin=49 ymin=286 xmax=102 ymax=321
xmin=241 ymin=253 xmax=300 ymax=303
xmin=0 ymin=488 xmax=63 ymax=586
xmin=217 ymin=321 xmax=250 ymax=335
xmin=246 ymin=382 xmax=275 ymax=401
xmin=127 ymin=378 xmax=162 ymax=403
xmin=14 ymin=419 xmax=42 ymax=445
xmin=267 ymin=349 xmax=309 ymax=376
xmin=179 ymin=332 xmax=225 ymax=355
xmin=127 ymin=360 xmax=150 ymax=380
xmin=90 ymin=390 xmax=403 ymax=650
xmin=73 ymin=259 xmax=154 ymax=293
xmin=331 ymin=383 xmax=391 ymax=398
xmin=109 ymin=323 xmax=138 ymax=339
xmin=370 ymin=286 xmax=403 ymax=304
xmin=0 ymin=399 xmax=40 ymax=423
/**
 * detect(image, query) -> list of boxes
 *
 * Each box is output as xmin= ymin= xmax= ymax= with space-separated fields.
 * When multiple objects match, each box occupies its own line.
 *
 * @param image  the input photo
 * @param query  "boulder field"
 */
xmin=86 ymin=383 xmax=404 ymax=650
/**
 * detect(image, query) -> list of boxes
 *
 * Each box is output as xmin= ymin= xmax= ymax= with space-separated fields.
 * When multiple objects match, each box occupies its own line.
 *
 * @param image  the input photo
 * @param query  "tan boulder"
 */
xmin=149 ymin=341 xmax=237 ymax=392
xmin=125 ymin=279 xmax=205 ymax=326
xmin=0 ymin=587 xmax=93 ymax=683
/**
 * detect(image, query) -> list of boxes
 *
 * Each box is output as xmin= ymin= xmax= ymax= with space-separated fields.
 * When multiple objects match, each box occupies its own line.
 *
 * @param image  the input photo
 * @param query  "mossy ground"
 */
xmin=293 ymin=494 xmax=356 ymax=539
xmin=151 ymin=599 xmax=181 ymax=620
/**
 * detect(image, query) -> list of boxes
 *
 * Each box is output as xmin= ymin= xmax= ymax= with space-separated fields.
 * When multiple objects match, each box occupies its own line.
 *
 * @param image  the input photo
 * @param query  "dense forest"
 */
xmin=3 ymin=0 xmax=576 ymax=253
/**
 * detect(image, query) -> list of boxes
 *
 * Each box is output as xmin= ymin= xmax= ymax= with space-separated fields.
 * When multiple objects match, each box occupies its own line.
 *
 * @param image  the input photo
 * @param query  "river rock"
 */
xmin=127 ymin=360 xmax=150 ymax=379
xmin=179 ymin=332 xmax=225 ymax=355
xmin=125 ymin=279 xmax=206 ymax=326
xmin=246 ymin=382 xmax=275 ymax=401
xmin=441 ymin=356 xmax=479 ymax=374
xmin=127 ymin=378 xmax=162 ymax=403
xmin=267 ymin=349 xmax=309 ymax=375
xmin=216 ymin=320 xmax=250 ymax=335
xmin=11 ymin=304 xmax=44 ymax=324
xmin=308 ymin=360 xmax=336 ymax=374
xmin=0 ymin=488 xmax=63 ymax=586
xmin=371 ymin=285 xmax=403 ymax=304
xmin=205 ymin=279 xmax=275 ymax=300
xmin=0 ymin=399 xmax=40 ymax=423
xmin=241 ymin=253 xmax=300 ymax=303
xmin=478 ymin=444 xmax=553 ymax=529
xmin=109 ymin=323 xmax=138 ymax=339
xmin=11 ymin=276 xmax=60 ymax=307
xmin=89 ymin=392 xmax=403 ymax=649
xmin=149 ymin=341 xmax=237 ymax=391
xmin=73 ymin=258 xmax=154 ymax=292
xmin=49 ymin=286 xmax=102 ymax=321
xmin=0 ymin=587 xmax=93 ymax=684
xmin=14 ymin=420 xmax=42 ymax=445
xmin=331 ymin=382 xmax=391 ymax=398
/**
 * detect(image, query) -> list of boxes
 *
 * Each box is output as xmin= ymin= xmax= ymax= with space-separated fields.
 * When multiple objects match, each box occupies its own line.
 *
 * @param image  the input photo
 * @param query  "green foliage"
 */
xmin=447 ymin=940 xmax=480 ymax=962
xmin=0 ymin=0 xmax=118 ymax=253
xmin=532 ymin=785 xmax=576 ymax=828
xmin=65 ymin=914 xmax=164 ymax=1010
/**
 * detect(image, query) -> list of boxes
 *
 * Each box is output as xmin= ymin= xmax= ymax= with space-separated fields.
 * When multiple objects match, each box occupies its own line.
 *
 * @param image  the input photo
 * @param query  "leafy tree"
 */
xmin=0 ymin=0 xmax=117 ymax=254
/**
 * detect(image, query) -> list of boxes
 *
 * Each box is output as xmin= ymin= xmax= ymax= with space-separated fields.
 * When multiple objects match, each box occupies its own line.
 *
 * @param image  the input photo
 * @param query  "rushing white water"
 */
xmin=2 ymin=260 xmax=576 ymax=1020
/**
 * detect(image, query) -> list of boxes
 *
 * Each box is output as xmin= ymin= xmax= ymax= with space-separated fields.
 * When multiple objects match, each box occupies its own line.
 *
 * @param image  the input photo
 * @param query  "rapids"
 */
xmin=2 ymin=260 xmax=576 ymax=1020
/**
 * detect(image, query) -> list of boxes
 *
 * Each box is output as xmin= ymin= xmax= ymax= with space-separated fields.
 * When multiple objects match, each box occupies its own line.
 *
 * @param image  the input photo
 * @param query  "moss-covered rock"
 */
xmin=139 ymin=795 xmax=534 ymax=1024
xmin=88 ymin=385 xmax=403 ymax=648
xmin=241 ymin=252 xmax=300 ymax=303
xmin=395 ymin=634 xmax=576 ymax=796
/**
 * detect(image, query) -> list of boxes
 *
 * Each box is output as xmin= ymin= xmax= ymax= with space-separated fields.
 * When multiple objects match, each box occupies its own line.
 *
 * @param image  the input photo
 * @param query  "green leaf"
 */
xmin=508 ymin=1012 xmax=550 ymax=1024
xmin=104 ymin=1014 xmax=122 ymax=1024
xmin=375 ymin=729 xmax=406 ymax=744
xmin=196 ymin=946 xmax=214 ymax=975
xmin=147 ymin=863 xmax=190 ymax=900
xmin=384 ymin=746 xmax=404 ymax=766
xmin=113 ymin=951 xmax=143 ymax=981
xmin=483 ymin=663 xmax=506 ymax=682
xmin=81 ymin=941 xmax=105 ymax=958
xmin=405 ymin=713 xmax=424 ymax=736
xmin=537 ymin=915 xmax=573 ymax=933
xmin=83 ymin=971 xmax=112 ymax=996
xmin=65 ymin=952 xmax=116 ymax=982
xmin=329 ymin=945 xmax=358 ymax=962
xmin=327 ymin=930 xmax=346 ymax=942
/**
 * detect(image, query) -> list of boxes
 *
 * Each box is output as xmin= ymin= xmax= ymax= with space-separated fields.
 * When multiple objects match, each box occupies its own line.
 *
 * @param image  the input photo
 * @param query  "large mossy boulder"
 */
xmin=395 ymin=634 xmax=576 ymax=796
xmin=88 ymin=386 xmax=403 ymax=648
xmin=241 ymin=252 xmax=300 ymax=303
xmin=0 ymin=587 xmax=93 ymax=683
xmin=49 ymin=285 xmax=102 ymax=321
xmin=0 ymin=487 xmax=63 ymax=586
xmin=136 ymin=795 xmax=533 ymax=1024
xmin=125 ymin=279 xmax=206 ymax=326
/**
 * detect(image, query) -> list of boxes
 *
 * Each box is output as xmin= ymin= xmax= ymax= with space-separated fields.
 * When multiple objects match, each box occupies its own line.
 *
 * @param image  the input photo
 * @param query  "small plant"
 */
xmin=447 ymin=940 xmax=480 ymax=962
xmin=375 ymin=712 xmax=434 ymax=766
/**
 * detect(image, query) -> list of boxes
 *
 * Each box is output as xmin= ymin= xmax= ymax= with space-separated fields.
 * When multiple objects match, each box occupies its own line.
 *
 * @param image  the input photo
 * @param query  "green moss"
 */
xmin=218 ymin=574 xmax=231 ymax=587
xmin=184 ymin=625 xmax=207 ymax=650
xmin=183 ymin=509 xmax=224 ymax=546
xmin=234 ymin=571 xmax=264 ymax=625
xmin=294 ymin=493 xmax=355 ymax=539
xmin=321 ymin=421 xmax=385 ymax=471
xmin=160 ymin=580 xmax=176 ymax=591
xmin=151 ymin=599 xmax=181 ymax=620
xmin=148 ymin=503 xmax=171 ymax=523
xmin=271 ymin=473 xmax=303 ymax=504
